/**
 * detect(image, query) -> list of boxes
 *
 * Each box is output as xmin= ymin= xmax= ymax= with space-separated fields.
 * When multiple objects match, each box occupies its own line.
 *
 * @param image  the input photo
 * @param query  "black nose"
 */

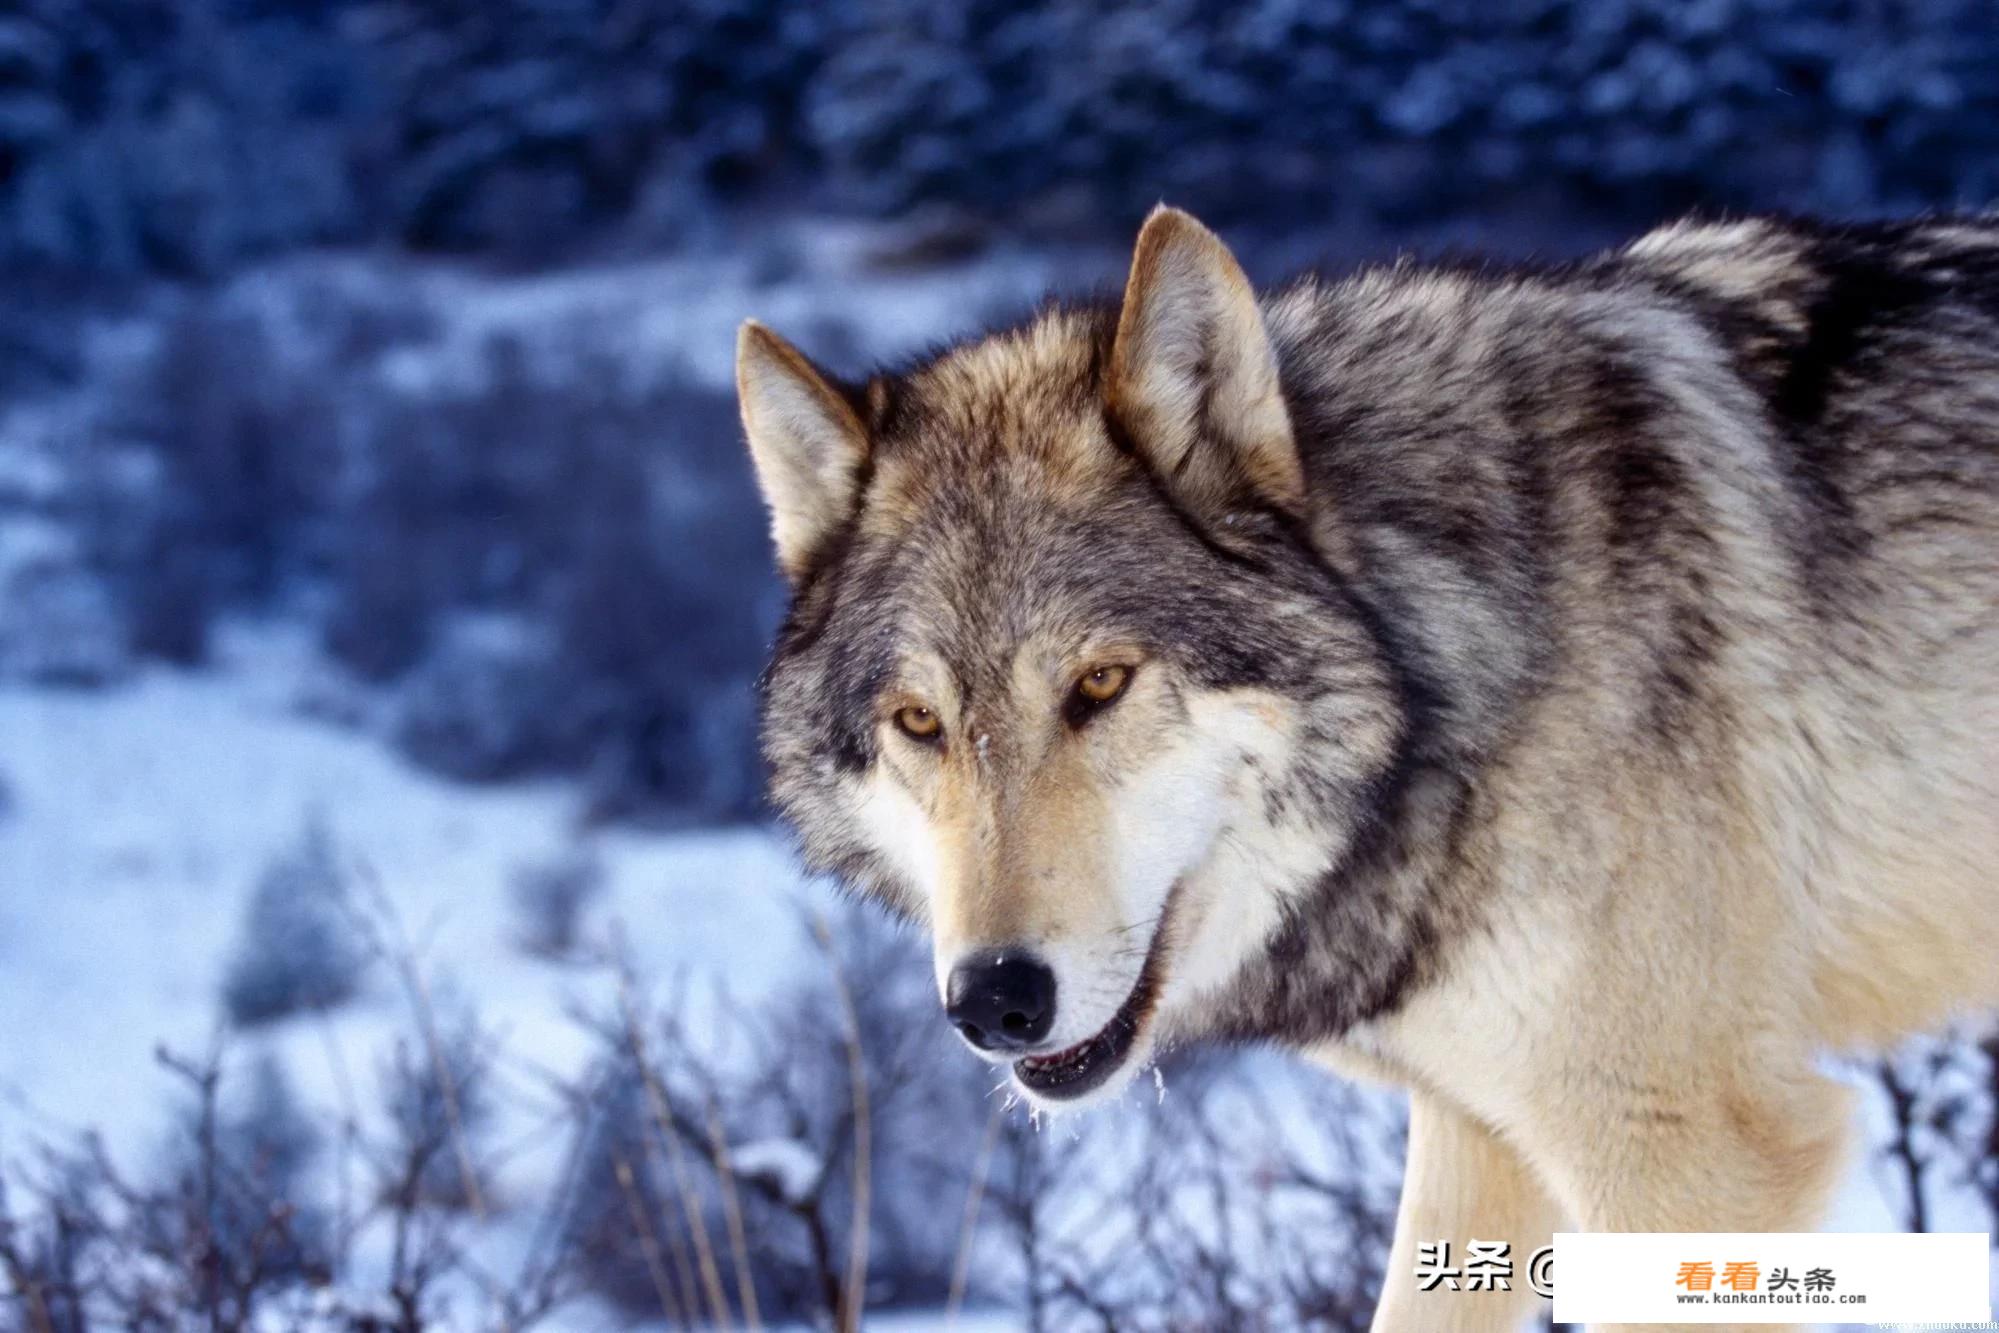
xmin=945 ymin=951 xmax=1056 ymax=1051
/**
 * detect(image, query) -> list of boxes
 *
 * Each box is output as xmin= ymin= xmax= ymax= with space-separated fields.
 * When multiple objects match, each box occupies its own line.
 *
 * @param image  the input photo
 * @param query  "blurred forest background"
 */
xmin=1 ymin=2 xmax=1997 ymax=1330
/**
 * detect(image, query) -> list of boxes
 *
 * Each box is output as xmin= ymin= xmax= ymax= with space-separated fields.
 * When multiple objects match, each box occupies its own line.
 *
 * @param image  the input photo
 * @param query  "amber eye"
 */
xmin=895 ymin=705 xmax=942 ymax=742
xmin=1066 ymin=664 xmax=1132 ymax=727
xmin=1077 ymin=665 xmax=1130 ymax=703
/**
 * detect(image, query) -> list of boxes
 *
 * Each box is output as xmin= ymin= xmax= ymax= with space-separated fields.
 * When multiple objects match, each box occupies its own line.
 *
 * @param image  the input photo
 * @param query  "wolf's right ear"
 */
xmin=1107 ymin=207 xmax=1303 ymax=515
xmin=737 ymin=321 xmax=870 ymax=582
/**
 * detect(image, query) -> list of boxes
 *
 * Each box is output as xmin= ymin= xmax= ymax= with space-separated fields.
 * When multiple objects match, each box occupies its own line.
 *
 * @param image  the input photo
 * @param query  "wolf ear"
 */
xmin=737 ymin=320 xmax=870 ymax=582
xmin=1107 ymin=206 xmax=1303 ymax=514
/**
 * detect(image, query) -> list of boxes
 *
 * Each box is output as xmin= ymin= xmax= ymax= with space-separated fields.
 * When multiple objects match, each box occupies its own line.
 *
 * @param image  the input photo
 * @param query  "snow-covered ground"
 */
xmin=214 ymin=219 xmax=1114 ymax=401
xmin=0 ymin=621 xmax=853 ymax=1330
xmin=0 ymin=622 xmax=827 ymax=1163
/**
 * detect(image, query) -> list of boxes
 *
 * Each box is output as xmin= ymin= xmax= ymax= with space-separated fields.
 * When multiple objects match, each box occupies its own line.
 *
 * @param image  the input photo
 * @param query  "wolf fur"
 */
xmin=737 ymin=208 xmax=1999 ymax=1332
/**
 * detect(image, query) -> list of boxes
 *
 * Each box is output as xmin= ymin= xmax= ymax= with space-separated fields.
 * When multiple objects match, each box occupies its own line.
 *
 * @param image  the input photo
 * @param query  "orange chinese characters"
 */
xmin=1675 ymin=1261 xmax=1715 ymax=1291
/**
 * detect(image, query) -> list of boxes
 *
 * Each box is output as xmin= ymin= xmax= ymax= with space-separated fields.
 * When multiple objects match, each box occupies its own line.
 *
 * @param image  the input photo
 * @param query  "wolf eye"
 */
xmin=1066 ymin=665 xmax=1131 ymax=725
xmin=1077 ymin=665 xmax=1129 ymax=703
xmin=894 ymin=705 xmax=942 ymax=742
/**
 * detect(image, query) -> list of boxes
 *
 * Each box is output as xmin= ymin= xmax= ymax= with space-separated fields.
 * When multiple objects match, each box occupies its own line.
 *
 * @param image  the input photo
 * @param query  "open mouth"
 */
xmin=1012 ymin=912 xmax=1171 ymax=1101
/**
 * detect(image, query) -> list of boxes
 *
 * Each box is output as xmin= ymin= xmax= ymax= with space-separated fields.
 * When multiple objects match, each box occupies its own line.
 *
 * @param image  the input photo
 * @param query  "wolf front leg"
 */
xmin=1371 ymin=1091 xmax=1563 ymax=1333
xmin=1534 ymin=1060 xmax=1856 ymax=1333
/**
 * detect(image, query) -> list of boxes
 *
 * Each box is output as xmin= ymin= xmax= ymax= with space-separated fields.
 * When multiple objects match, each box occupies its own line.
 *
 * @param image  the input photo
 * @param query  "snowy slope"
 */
xmin=0 ymin=618 xmax=827 ymax=1168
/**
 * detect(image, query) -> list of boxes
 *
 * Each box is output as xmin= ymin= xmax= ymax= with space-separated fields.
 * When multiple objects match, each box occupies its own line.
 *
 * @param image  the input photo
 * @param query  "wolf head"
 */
xmin=739 ymin=209 xmax=1410 ymax=1107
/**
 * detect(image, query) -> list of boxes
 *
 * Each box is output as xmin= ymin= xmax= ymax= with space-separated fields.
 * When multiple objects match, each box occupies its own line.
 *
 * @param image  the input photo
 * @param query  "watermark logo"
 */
xmin=1413 ymin=1241 xmax=1555 ymax=1298
xmin=1413 ymin=1233 xmax=1992 ymax=1324
xmin=1674 ymin=1259 xmax=1838 ymax=1296
xmin=1554 ymin=1232 xmax=1991 ymax=1325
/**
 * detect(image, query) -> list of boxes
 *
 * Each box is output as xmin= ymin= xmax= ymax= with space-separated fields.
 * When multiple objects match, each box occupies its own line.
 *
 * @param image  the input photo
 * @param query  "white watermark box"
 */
xmin=1553 ymin=1231 xmax=1992 ymax=1326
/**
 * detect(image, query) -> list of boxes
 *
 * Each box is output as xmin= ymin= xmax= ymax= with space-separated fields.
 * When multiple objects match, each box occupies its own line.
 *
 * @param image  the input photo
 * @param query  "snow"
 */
xmin=0 ymin=615 xmax=830 ymax=1188
xmin=0 ymin=442 xmax=66 ymax=511
xmin=0 ymin=618 xmax=870 ymax=1327
xmin=230 ymin=223 xmax=1104 ymax=400
xmin=0 ymin=511 xmax=72 ymax=573
xmin=728 ymin=1136 xmax=823 ymax=1208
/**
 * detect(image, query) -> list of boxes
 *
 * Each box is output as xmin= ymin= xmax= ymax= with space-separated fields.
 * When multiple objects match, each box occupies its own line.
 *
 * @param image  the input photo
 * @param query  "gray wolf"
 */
xmin=736 ymin=207 xmax=1999 ymax=1331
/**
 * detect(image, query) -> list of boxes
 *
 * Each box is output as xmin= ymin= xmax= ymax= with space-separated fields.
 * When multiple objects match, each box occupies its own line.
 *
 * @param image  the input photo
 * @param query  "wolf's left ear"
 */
xmin=1107 ymin=206 xmax=1303 ymax=514
xmin=737 ymin=320 xmax=870 ymax=582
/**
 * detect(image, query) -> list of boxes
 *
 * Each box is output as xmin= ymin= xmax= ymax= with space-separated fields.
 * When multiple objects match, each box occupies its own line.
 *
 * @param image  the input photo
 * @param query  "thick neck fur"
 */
xmin=1204 ymin=214 xmax=1999 ymax=1047
xmin=1204 ymin=239 xmax=1795 ymax=1045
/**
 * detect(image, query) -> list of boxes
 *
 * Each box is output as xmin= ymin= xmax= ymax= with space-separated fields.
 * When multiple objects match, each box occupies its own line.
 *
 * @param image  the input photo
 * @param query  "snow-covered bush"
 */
xmin=560 ymin=1053 xmax=694 ymax=1315
xmin=8 ymin=897 xmax=1998 ymax=1330
xmin=334 ymin=338 xmax=775 ymax=819
xmin=0 ymin=1030 xmax=549 ymax=1330
xmin=509 ymin=844 xmax=606 ymax=961
xmin=0 ymin=518 xmax=128 ymax=687
xmin=320 ymin=446 xmax=437 ymax=683
xmin=7 ymin=0 xmax=1999 ymax=273
xmin=381 ymin=1016 xmax=494 ymax=1211
xmin=393 ymin=612 xmax=577 ymax=783
xmin=0 ymin=1051 xmax=335 ymax=1323
xmin=80 ymin=305 xmax=344 ymax=668
xmin=73 ymin=441 xmax=214 ymax=668
xmin=1870 ymin=1032 xmax=1999 ymax=1235
xmin=64 ymin=307 xmax=773 ymax=822
xmin=550 ymin=904 xmax=1409 ymax=1328
xmin=547 ymin=375 xmax=779 ymax=824
xmin=145 ymin=1053 xmax=331 ymax=1294
xmin=553 ymin=910 xmax=986 ymax=1323
xmin=221 ymin=821 xmax=370 ymax=1027
xmin=129 ymin=308 xmax=341 ymax=607
xmin=0 ymin=272 xmax=88 ymax=401
xmin=0 ymin=0 xmax=376 ymax=276
xmin=729 ymin=1136 xmax=822 ymax=1209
